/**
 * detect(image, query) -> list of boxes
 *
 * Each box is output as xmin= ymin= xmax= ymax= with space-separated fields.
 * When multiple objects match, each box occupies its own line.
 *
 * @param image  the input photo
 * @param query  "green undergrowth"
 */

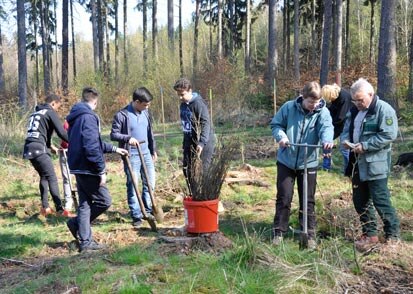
xmin=1 ymin=125 xmax=413 ymax=293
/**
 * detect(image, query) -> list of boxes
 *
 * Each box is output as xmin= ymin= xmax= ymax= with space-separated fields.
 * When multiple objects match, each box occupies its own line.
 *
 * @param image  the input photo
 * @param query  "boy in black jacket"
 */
xmin=66 ymin=87 xmax=128 ymax=252
xmin=23 ymin=94 xmax=73 ymax=217
xmin=173 ymin=78 xmax=215 ymax=193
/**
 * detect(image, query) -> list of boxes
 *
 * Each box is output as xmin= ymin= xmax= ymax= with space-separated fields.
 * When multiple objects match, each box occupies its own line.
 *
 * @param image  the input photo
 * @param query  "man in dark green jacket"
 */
xmin=341 ymin=78 xmax=400 ymax=252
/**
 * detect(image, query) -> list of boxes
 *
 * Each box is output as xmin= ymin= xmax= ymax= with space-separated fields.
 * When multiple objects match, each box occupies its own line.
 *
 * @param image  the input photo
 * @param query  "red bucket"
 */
xmin=183 ymin=198 xmax=219 ymax=233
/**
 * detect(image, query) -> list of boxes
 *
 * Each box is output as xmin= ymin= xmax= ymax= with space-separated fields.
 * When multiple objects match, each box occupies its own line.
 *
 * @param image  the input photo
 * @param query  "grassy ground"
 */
xmin=1 ymin=123 xmax=413 ymax=293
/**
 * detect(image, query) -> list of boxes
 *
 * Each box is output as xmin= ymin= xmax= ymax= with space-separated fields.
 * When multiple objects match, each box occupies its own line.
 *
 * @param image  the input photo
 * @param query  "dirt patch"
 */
xmin=158 ymin=229 xmax=233 ymax=255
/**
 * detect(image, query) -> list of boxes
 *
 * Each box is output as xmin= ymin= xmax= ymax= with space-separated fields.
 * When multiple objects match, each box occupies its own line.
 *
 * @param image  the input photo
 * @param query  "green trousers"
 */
xmin=352 ymin=164 xmax=400 ymax=239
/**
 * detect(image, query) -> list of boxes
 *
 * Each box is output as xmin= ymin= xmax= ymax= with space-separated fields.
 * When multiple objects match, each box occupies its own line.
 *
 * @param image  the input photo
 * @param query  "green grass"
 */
xmin=1 ymin=124 xmax=413 ymax=293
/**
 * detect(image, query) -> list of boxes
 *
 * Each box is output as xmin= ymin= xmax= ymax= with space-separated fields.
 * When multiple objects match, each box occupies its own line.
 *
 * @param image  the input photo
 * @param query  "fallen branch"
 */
xmin=0 ymin=257 xmax=38 ymax=268
xmin=225 ymin=177 xmax=270 ymax=188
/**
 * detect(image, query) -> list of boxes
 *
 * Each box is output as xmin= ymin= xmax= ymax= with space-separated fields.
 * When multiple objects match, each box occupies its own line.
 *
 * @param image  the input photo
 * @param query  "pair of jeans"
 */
xmin=73 ymin=174 xmax=112 ymax=249
xmin=123 ymin=151 xmax=155 ymax=221
xmin=273 ymin=162 xmax=317 ymax=238
xmin=58 ymin=149 xmax=73 ymax=210
xmin=30 ymin=153 xmax=63 ymax=211
xmin=352 ymin=164 xmax=400 ymax=239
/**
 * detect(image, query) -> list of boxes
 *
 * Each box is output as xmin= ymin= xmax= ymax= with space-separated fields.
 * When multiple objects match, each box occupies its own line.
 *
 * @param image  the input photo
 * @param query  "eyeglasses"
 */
xmin=351 ymin=98 xmax=364 ymax=103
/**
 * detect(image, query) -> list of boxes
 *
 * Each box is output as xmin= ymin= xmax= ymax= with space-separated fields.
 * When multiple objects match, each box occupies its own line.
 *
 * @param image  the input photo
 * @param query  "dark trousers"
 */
xmin=30 ymin=153 xmax=63 ymax=211
xmin=73 ymin=174 xmax=112 ymax=249
xmin=352 ymin=165 xmax=400 ymax=239
xmin=183 ymin=141 xmax=215 ymax=193
xmin=273 ymin=162 xmax=317 ymax=238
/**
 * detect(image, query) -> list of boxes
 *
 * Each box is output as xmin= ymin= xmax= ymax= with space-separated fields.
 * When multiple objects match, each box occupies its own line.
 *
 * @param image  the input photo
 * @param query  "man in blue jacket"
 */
xmin=111 ymin=87 xmax=157 ymax=228
xmin=271 ymin=81 xmax=334 ymax=249
xmin=341 ymin=78 xmax=400 ymax=251
xmin=66 ymin=87 xmax=128 ymax=253
xmin=173 ymin=78 xmax=215 ymax=194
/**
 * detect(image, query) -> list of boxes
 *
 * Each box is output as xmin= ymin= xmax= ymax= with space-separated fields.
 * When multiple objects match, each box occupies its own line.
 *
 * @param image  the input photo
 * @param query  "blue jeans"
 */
xmin=74 ymin=174 xmax=112 ymax=249
xmin=124 ymin=151 xmax=155 ymax=221
xmin=340 ymin=144 xmax=350 ymax=174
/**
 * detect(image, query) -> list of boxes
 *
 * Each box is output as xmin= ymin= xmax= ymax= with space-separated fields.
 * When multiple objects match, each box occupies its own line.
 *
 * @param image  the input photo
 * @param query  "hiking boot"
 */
xmin=272 ymin=235 xmax=283 ymax=246
xmin=355 ymin=235 xmax=379 ymax=252
xmin=40 ymin=207 xmax=54 ymax=216
xmin=79 ymin=240 xmax=107 ymax=253
xmin=67 ymin=218 xmax=78 ymax=240
xmin=143 ymin=214 xmax=155 ymax=221
xmin=59 ymin=209 xmax=77 ymax=218
xmin=308 ymin=238 xmax=317 ymax=250
xmin=132 ymin=219 xmax=143 ymax=229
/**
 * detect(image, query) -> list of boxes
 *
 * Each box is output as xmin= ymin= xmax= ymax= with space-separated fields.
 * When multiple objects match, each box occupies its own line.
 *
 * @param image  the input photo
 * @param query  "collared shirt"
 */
xmin=353 ymin=109 xmax=368 ymax=143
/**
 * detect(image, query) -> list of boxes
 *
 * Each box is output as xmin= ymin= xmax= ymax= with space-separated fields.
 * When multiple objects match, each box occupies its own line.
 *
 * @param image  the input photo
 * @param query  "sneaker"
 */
xmin=355 ymin=235 xmax=379 ymax=252
xmin=59 ymin=209 xmax=77 ymax=218
xmin=272 ymin=235 xmax=283 ymax=246
xmin=308 ymin=238 xmax=317 ymax=250
xmin=67 ymin=218 xmax=78 ymax=240
xmin=40 ymin=207 xmax=54 ymax=216
xmin=132 ymin=219 xmax=143 ymax=229
xmin=79 ymin=240 xmax=107 ymax=253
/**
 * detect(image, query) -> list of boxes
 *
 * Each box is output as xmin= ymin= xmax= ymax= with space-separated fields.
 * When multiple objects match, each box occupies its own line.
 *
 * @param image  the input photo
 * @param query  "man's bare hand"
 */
xmin=196 ymin=145 xmax=203 ymax=158
xmin=116 ymin=148 xmax=128 ymax=156
xmin=50 ymin=145 xmax=59 ymax=154
xmin=278 ymin=138 xmax=290 ymax=148
xmin=353 ymin=143 xmax=364 ymax=154
xmin=129 ymin=137 xmax=139 ymax=147
xmin=323 ymin=142 xmax=334 ymax=150
xmin=100 ymin=173 xmax=107 ymax=186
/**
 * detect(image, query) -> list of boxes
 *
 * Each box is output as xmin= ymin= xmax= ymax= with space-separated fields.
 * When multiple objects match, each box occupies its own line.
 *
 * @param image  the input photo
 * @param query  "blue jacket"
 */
xmin=341 ymin=96 xmax=398 ymax=181
xmin=110 ymin=104 xmax=157 ymax=155
xmin=270 ymin=96 xmax=334 ymax=170
xmin=67 ymin=102 xmax=117 ymax=176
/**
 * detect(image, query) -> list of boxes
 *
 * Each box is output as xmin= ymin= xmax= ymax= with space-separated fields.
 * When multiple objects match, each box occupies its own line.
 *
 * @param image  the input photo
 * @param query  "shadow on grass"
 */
xmin=0 ymin=232 xmax=43 ymax=258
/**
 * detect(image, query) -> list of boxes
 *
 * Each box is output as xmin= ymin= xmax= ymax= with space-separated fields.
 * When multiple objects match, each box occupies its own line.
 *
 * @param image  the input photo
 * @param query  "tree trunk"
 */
xmin=320 ymin=0 xmax=332 ymax=87
xmin=115 ymin=0 xmax=119 ymax=84
xmin=345 ymin=0 xmax=350 ymax=66
xmin=408 ymin=27 xmax=413 ymax=102
xmin=0 ymin=22 xmax=5 ymax=93
xmin=54 ymin=0 xmax=59 ymax=89
xmin=244 ymin=0 xmax=251 ymax=74
xmin=70 ymin=0 xmax=77 ymax=82
xmin=369 ymin=0 xmax=376 ymax=66
xmin=123 ymin=0 xmax=128 ymax=75
xmin=33 ymin=4 xmax=40 ymax=97
xmin=62 ymin=0 xmax=69 ymax=95
xmin=265 ymin=0 xmax=277 ymax=85
xmin=282 ymin=0 xmax=287 ymax=72
xmin=17 ymin=0 xmax=28 ymax=110
xmin=310 ymin=0 xmax=317 ymax=67
xmin=286 ymin=2 xmax=291 ymax=69
xmin=168 ymin=0 xmax=174 ymax=51
xmin=293 ymin=0 xmax=300 ymax=81
xmin=91 ymin=0 xmax=99 ymax=72
xmin=335 ymin=0 xmax=343 ymax=86
xmin=104 ymin=2 xmax=110 ymax=80
xmin=193 ymin=0 xmax=200 ymax=74
xmin=377 ymin=0 xmax=397 ymax=109
xmin=97 ymin=0 xmax=104 ymax=72
xmin=143 ymin=0 xmax=148 ymax=75
xmin=152 ymin=0 xmax=158 ymax=61
xmin=178 ymin=0 xmax=183 ymax=76
xmin=217 ymin=0 xmax=223 ymax=59
xmin=40 ymin=1 xmax=51 ymax=94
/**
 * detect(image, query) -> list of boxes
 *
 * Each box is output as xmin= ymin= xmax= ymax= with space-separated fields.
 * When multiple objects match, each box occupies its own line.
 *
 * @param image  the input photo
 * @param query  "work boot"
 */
xmin=132 ymin=219 xmax=143 ymax=229
xmin=79 ymin=240 xmax=107 ymax=253
xmin=40 ymin=207 xmax=54 ymax=216
xmin=355 ymin=235 xmax=379 ymax=252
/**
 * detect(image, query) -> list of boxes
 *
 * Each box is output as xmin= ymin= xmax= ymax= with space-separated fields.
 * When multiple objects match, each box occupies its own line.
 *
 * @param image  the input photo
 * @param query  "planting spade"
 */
xmin=286 ymin=143 xmax=323 ymax=250
xmin=122 ymin=155 xmax=157 ymax=232
xmin=135 ymin=141 xmax=164 ymax=223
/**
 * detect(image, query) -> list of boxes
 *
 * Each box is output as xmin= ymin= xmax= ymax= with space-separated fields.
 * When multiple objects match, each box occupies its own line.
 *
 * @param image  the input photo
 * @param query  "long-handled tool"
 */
xmin=135 ymin=141 xmax=164 ymax=223
xmin=61 ymin=149 xmax=79 ymax=209
xmin=287 ymin=143 xmax=323 ymax=249
xmin=123 ymin=155 xmax=157 ymax=232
